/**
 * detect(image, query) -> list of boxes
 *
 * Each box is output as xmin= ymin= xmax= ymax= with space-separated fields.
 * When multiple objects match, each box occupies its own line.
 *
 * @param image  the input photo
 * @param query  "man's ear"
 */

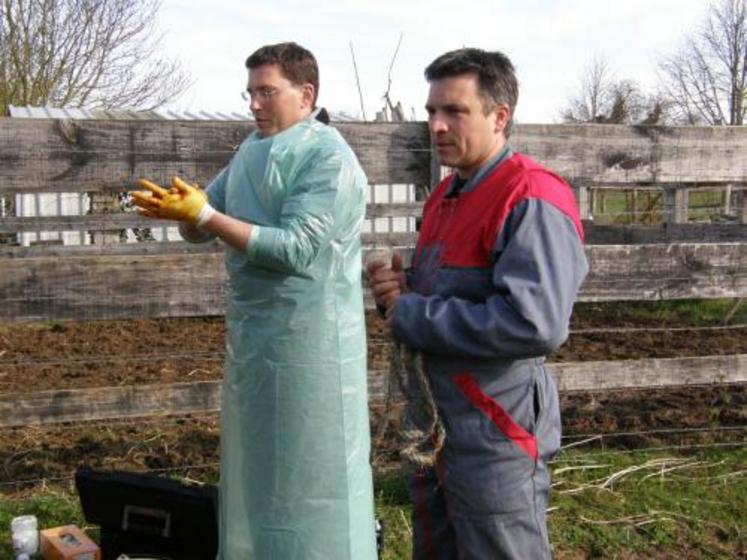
xmin=493 ymin=104 xmax=510 ymax=134
xmin=301 ymin=83 xmax=316 ymax=109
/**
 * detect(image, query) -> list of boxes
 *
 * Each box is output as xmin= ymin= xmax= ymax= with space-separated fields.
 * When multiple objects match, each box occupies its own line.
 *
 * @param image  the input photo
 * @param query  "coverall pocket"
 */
xmin=451 ymin=373 xmax=538 ymax=460
xmin=444 ymin=373 xmax=540 ymax=516
xmin=445 ymin=436 xmax=538 ymax=516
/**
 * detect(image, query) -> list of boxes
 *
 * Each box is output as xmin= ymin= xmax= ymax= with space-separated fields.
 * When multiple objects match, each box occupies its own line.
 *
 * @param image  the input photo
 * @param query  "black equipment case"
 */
xmin=75 ymin=467 xmax=218 ymax=560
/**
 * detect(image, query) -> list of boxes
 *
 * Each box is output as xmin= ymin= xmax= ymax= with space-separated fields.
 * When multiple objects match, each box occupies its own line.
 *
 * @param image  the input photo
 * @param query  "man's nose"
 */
xmin=429 ymin=115 xmax=448 ymax=134
xmin=249 ymin=95 xmax=262 ymax=112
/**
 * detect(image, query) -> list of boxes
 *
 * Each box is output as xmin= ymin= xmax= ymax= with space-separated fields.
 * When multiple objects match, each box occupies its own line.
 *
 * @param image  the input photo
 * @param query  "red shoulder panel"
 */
xmin=415 ymin=154 xmax=583 ymax=269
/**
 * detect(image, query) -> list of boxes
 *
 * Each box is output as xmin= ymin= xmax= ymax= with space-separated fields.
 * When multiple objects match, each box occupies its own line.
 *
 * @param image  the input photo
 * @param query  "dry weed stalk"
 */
xmin=638 ymin=459 xmax=714 ymax=482
xmin=553 ymin=463 xmax=610 ymax=476
xmin=399 ymin=508 xmax=412 ymax=536
xmin=554 ymin=457 xmax=720 ymax=495
xmin=559 ymin=435 xmax=603 ymax=451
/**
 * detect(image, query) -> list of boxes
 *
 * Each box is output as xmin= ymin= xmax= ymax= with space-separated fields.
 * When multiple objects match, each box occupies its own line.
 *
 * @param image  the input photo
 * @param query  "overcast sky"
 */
xmin=157 ymin=0 xmax=711 ymax=123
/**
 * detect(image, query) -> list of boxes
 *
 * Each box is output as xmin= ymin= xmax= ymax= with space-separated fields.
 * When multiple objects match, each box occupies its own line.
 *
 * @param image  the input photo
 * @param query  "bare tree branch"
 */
xmin=349 ymin=41 xmax=367 ymax=121
xmin=0 ymin=0 xmax=192 ymax=113
xmin=657 ymin=0 xmax=746 ymax=125
xmin=559 ymin=55 xmax=659 ymax=124
xmin=383 ymin=32 xmax=403 ymax=115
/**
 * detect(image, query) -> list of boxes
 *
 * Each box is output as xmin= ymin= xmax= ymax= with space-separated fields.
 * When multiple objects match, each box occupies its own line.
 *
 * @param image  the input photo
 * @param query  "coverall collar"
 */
xmin=444 ymin=144 xmax=513 ymax=198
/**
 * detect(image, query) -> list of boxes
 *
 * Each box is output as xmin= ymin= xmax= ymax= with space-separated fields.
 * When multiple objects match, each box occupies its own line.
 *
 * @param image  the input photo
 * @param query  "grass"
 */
xmin=589 ymin=188 xmax=732 ymax=225
xmin=1 ymin=300 xmax=744 ymax=557
xmin=375 ymin=476 xmax=412 ymax=560
xmin=0 ymin=488 xmax=92 ymax=557
xmin=1 ymin=447 xmax=744 ymax=559
xmin=573 ymin=298 xmax=747 ymax=327
xmin=549 ymin=446 xmax=747 ymax=559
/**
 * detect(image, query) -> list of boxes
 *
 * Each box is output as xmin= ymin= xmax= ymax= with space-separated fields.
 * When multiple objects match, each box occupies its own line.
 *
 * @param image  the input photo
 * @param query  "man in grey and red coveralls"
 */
xmin=368 ymin=48 xmax=588 ymax=559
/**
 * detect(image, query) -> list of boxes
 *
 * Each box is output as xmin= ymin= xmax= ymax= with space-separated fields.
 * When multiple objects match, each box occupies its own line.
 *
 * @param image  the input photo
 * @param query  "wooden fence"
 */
xmin=0 ymin=118 xmax=746 ymax=426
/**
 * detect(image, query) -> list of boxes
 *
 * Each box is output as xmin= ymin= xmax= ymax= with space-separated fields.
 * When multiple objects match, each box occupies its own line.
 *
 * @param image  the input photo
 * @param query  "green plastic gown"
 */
xmin=203 ymin=112 xmax=377 ymax=560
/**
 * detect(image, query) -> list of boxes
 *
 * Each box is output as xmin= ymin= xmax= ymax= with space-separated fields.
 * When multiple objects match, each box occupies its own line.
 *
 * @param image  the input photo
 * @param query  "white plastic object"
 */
xmin=10 ymin=515 xmax=38 ymax=558
xmin=365 ymin=246 xmax=393 ymax=271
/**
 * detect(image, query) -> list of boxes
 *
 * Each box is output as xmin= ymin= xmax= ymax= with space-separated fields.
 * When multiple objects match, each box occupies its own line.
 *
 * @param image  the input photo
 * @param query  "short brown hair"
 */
xmin=425 ymin=48 xmax=518 ymax=137
xmin=246 ymin=42 xmax=319 ymax=106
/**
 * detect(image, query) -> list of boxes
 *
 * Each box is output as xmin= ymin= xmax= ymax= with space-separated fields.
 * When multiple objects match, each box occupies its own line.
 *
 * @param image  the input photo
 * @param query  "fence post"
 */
xmin=723 ymin=184 xmax=733 ymax=217
xmin=739 ymin=183 xmax=747 ymax=224
xmin=575 ymin=184 xmax=591 ymax=220
xmin=0 ymin=194 xmax=19 ymax=246
xmin=662 ymin=186 xmax=689 ymax=224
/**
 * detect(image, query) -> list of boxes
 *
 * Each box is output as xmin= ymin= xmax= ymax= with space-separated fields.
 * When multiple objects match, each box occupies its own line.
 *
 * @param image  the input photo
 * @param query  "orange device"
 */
xmin=40 ymin=525 xmax=100 ymax=560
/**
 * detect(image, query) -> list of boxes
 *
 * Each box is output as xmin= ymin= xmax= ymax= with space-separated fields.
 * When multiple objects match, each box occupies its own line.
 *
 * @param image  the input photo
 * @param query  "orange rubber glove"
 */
xmin=130 ymin=176 xmax=215 ymax=226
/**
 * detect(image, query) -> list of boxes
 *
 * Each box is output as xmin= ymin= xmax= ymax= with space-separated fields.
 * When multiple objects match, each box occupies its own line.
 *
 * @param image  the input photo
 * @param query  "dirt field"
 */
xmin=2 ymin=312 xmax=747 ymax=393
xmin=0 ymin=308 xmax=745 ymax=491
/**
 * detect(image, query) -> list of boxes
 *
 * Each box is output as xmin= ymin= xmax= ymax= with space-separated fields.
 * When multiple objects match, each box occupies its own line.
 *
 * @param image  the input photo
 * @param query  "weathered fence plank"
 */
xmin=581 ymin=242 xmax=747 ymax=301
xmin=0 ymin=240 xmax=223 ymax=258
xmin=551 ymin=354 xmax=747 ymax=392
xmin=2 ymin=120 xmax=747 ymax=194
xmin=1 ymin=242 xmax=745 ymax=322
xmin=512 ymin=124 xmax=747 ymax=185
xmin=0 ymin=381 xmax=222 ymax=427
xmin=1 ymin=354 xmax=744 ymax=427
xmin=0 ymin=119 xmax=430 ymax=191
xmin=583 ymin=223 xmax=747 ymax=244
xmin=0 ymin=234 xmax=420 ymax=259
xmin=3 ymin=212 xmax=747 ymax=244
xmin=0 ymin=203 xmax=425 ymax=233
xmin=0 ymin=251 xmax=227 ymax=322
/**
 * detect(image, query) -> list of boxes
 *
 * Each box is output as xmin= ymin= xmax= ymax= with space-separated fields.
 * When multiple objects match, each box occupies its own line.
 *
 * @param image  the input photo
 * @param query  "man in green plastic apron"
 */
xmin=131 ymin=42 xmax=377 ymax=560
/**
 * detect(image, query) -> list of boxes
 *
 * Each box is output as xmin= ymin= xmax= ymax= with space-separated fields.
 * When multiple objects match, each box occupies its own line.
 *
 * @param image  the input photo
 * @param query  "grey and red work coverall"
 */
xmin=390 ymin=147 xmax=589 ymax=559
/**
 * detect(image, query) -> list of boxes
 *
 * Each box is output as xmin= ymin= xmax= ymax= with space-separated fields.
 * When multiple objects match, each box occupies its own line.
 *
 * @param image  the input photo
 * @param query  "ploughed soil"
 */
xmin=0 ymin=308 xmax=746 ymax=491
xmin=2 ymin=311 xmax=747 ymax=393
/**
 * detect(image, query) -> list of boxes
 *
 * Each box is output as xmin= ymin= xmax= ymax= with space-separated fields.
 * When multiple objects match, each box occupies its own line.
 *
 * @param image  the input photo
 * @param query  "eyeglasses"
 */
xmin=241 ymin=87 xmax=281 ymax=102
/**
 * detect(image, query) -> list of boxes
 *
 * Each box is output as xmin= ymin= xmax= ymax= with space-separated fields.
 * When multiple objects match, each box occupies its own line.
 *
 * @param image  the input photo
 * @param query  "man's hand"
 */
xmin=130 ymin=176 xmax=213 ymax=225
xmin=367 ymin=252 xmax=407 ymax=317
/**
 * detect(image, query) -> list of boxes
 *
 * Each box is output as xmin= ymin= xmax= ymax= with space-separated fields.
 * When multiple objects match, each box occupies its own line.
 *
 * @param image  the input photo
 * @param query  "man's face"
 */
xmin=246 ymin=64 xmax=314 ymax=137
xmin=425 ymin=73 xmax=509 ymax=179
